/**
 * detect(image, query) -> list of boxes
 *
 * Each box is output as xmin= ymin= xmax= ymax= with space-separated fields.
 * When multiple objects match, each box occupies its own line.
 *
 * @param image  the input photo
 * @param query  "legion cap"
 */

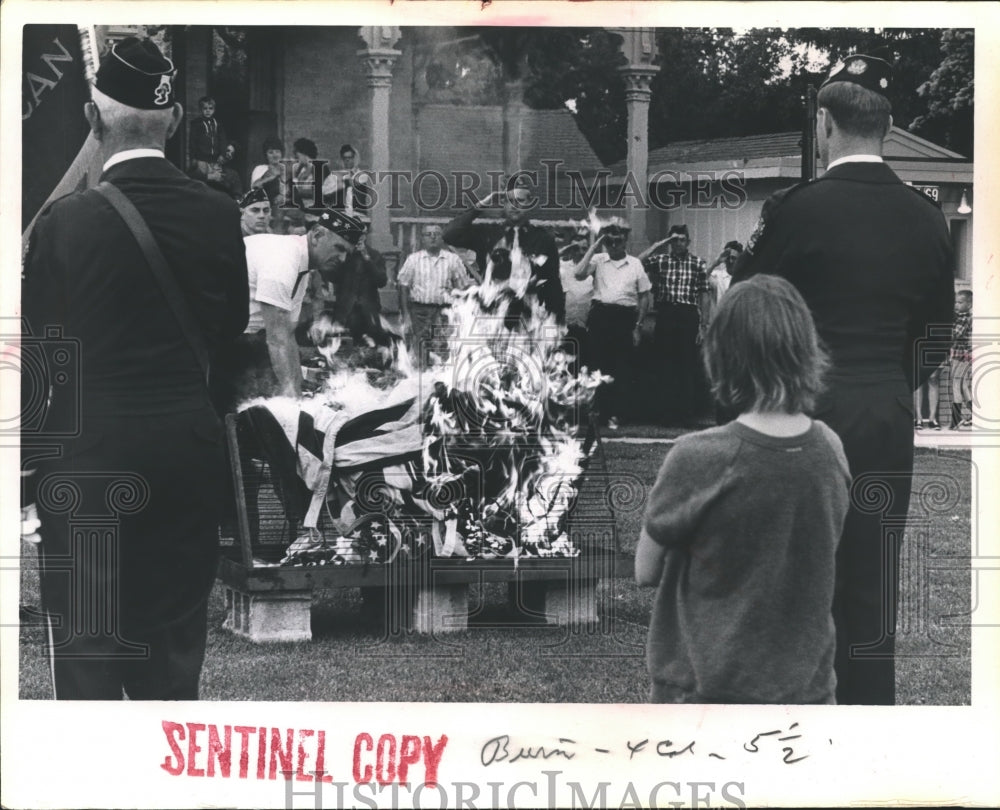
xmin=310 ymin=208 xmax=367 ymax=244
xmin=94 ymin=37 xmax=176 ymax=110
xmin=239 ymin=187 xmax=270 ymax=209
xmin=821 ymin=53 xmax=893 ymax=97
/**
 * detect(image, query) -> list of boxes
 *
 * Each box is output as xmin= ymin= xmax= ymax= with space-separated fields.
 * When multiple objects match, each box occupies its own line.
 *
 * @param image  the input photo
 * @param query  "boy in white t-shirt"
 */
xmin=705 ymin=240 xmax=742 ymax=321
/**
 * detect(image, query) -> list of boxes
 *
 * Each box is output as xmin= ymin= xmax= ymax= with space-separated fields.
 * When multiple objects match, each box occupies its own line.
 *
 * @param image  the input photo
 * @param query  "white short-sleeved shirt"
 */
xmin=709 ymin=267 xmax=732 ymax=303
xmin=582 ymin=253 xmax=652 ymax=307
xmin=244 ymin=234 xmax=311 ymax=333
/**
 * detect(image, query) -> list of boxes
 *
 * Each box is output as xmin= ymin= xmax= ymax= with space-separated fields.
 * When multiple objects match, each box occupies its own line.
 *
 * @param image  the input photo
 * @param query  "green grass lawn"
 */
xmin=18 ymin=445 xmax=971 ymax=704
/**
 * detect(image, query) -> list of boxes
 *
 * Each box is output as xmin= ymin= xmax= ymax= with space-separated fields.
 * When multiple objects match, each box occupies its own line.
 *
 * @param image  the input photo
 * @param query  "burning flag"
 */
xmin=237 ymin=224 xmax=609 ymax=566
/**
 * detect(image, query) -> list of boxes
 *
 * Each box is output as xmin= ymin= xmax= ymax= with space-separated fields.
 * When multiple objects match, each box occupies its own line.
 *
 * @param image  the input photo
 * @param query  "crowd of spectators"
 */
xmin=189 ymin=99 xmax=756 ymax=427
xmin=555 ymin=222 xmax=744 ymax=427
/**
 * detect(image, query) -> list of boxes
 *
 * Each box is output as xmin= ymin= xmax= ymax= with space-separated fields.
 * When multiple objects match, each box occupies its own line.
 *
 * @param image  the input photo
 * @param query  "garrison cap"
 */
xmin=239 ymin=187 xmax=269 ymax=209
xmin=310 ymin=208 xmax=366 ymax=244
xmin=821 ymin=53 xmax=892 ymax=96
xmin=95 ymin=37 xmax=176 ymax=110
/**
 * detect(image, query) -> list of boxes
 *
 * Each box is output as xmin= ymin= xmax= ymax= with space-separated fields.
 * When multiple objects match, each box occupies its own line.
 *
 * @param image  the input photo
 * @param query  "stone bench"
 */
xmin=217 ymin=548 xmax=634 ymax=642
xmin=218 ymin=412 xmax=629 ymax=642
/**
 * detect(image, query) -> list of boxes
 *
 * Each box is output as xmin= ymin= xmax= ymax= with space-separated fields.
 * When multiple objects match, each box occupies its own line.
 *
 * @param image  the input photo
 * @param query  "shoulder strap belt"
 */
xmin=94 ymin=181 xmax=210 ymax=384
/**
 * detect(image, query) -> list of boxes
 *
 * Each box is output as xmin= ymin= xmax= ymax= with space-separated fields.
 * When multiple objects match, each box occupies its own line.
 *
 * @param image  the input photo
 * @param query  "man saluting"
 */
xmin=21 ymin=38 xmax=249 ymax=700
xmin=731 ymin=53 xmax=954 ymax=705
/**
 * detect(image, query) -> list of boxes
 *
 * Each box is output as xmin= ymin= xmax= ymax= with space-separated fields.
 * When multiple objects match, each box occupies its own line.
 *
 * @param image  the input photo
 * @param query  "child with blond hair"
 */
xmin=636 ymin=275 xmax=851 ymax=704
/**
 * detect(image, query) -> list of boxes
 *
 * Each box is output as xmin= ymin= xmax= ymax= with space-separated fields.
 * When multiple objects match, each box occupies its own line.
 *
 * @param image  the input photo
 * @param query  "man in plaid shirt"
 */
xmin=640 ymin=223 xmax=712 ymax=424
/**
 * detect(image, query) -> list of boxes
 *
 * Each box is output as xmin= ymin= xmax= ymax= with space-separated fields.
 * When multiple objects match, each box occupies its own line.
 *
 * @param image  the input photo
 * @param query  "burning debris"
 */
xmin=239 ymin=228 xmax=609 ymax=567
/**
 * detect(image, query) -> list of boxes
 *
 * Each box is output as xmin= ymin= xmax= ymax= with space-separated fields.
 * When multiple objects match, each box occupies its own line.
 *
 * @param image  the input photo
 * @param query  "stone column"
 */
xmin=358 ymin=27 xmax=401 ymax=252
xmin=501 ymin=78 xmax=526 ymax=177
xmin=611 ymin=28 xmax=660 ymax=251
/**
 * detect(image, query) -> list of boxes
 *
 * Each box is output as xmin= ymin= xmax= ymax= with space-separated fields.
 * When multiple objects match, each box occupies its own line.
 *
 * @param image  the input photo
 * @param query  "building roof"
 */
xmin=649 ymin=132 xmax=804 ymax=166
xmin=606 ymin=126 xmax=971 ymax=184
xmin=417 ymin=104 xmax=604 ymax=176
xmin=519 ymin=109 xmax=606 ymax=173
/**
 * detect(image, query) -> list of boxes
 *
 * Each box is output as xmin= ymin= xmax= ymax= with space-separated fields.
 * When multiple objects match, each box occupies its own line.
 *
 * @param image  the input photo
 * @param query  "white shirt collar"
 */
xmin=103 ymin=148 xmax=165 ymax=172
xmin=826 ymin=154 xmax=884 ymax=171
xmin=601 ymin=252 xmax=632 ymax=265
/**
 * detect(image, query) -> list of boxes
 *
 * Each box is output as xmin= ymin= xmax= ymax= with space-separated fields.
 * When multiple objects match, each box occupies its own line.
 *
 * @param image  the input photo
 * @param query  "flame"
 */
xmin=317 ymin=337 xmax=342 ymax=367
xmin=587 ymin=208 xmax=605 ymax=235
xmin=568 ymin=208 xmax=613 ymax=237
xmin=251 ymin=217 xmax=606 ymax=561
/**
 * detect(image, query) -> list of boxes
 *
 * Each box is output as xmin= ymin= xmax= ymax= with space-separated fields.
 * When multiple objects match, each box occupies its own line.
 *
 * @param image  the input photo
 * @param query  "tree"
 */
xmin=408 ymin=27 xmax=974 ymax=166
xmin=911 ymin=29 xmax=974 ymax=156
xmin=785 ymin=28 xmax=944 ymax=133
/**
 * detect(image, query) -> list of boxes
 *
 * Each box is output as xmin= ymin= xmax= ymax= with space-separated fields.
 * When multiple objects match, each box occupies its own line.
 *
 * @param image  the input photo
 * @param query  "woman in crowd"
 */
xmin=250 ymin=136 xmax=287 ymax=208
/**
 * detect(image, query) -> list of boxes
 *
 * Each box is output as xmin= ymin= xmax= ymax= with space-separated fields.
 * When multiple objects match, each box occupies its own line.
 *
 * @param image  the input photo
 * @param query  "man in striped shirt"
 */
xmin=398 ymin=224 xmax=478 ymax=367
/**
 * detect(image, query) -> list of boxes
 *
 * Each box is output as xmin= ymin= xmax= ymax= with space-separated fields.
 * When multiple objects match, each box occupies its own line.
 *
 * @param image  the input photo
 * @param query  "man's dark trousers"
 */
xmin=814 ymin=375 xmax=914 ymax=706
xmin=587 ymin=302 xmax=637 ymax=422
xmin=36 ymin=410 xmax=224 ymax=700
xmin=653 ymin=303 xmax=701 ymax=424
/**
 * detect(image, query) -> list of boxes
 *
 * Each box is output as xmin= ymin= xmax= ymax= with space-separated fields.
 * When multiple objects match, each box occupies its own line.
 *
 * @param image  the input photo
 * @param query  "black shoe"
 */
xmin=927 ymin=420 xmax=942 ymax=430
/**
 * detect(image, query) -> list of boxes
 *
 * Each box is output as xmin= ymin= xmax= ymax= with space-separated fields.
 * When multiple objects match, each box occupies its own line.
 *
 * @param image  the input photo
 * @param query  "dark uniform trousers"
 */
xmin=36 ymin=409 xmax=225 ymax=700
xmin=586 ymin=301 xmax=638 ymax=421
xmin=653 ymin=302 xmax=701 ymax=423
xmin=813 ymin=375 xmax=914 ymax=706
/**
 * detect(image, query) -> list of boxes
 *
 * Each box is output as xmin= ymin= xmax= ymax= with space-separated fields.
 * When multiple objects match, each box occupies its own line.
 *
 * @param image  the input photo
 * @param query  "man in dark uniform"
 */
xmin=442 ymin=180 xmax=565 ymax=322
xmin=730 ymin=54 xmax=954 ymax=705
xmin=20 ymin=38 xmax=249 ymax=700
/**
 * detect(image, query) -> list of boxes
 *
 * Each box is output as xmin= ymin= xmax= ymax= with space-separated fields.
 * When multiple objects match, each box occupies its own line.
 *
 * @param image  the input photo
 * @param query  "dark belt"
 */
xmin=591 ymin=301 xmax=637 ymax=312
xmin=410 ymin=301 xmax=447 ymax=308
xmin=658 ymin=301 xmax=697 ymax=309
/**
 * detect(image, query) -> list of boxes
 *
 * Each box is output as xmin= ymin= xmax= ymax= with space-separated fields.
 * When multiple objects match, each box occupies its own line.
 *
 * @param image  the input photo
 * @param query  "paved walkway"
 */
xmin=913 ymin=426 xmax=976 ymax=449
